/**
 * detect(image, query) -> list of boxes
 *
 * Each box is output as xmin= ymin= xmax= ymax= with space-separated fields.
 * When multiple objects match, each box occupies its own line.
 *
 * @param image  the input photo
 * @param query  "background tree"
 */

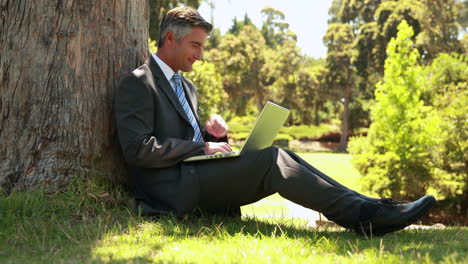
xmin=227 ymin=14 xmax=254 ymax=36
xmin=267 ymin=39 xmax=303 ymax=125
xmin=424 ymin=53 xmax=467 ymax=210
xmin=149 ymin=0 xmax=202 ymax=41
xmin=0 ymin=0 xmax=148 ymax=191
xmin=295 ymin=64 xmax=329 ymax=126
xmin=208 ymin=25 xmax=268 ymax=115
xmin=260 ymin=6 xmax=297 ymax=48
xmin=326 ymin=0 xmax=465 ymax=150
xmin=323 ymin=23 xmax=357 ymax=151
xmin=458 ymin=0 xmax=468 ymax=33
xmin=185 ymin=61 xmax=227 ymax=121
xmin=415 ymin=0 xmax=464 ymax=60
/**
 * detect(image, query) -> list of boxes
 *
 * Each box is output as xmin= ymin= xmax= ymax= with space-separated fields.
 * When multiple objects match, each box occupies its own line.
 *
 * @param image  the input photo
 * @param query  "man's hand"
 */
xmin=204 ymin=142 xmax=232 ymax=154
xmin=205 ymin=114 xmax=228 ymax=138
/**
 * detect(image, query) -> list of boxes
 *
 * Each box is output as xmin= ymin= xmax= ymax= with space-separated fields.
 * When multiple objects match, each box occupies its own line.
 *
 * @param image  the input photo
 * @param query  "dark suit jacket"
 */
xmin=115 ymin=56 xmax=232 ymax=216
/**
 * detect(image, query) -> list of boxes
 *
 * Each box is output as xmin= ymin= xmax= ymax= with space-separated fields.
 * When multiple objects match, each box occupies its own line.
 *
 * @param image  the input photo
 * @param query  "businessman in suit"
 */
xmin=114 ymin=6 xmax=436 ymax=236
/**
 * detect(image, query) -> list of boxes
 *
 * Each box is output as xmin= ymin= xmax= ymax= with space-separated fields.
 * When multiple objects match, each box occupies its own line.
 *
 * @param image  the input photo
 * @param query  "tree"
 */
xmin=326 ymin=0 xmax=465 ymax=150
xmin=227 ymin=13 xmax=256 ymax=36
xmin=0 ymin=0 xmax=148 ymax=192
xmin=261 ymin=6 xmax=296 ymax=48
xmin=209 ymin=25 xmax=268 ymax=115
xmin=296 ymin=64 xmax=329 ymax=126
xmin=185 ymin=61 xmax=227 ymax=121
xmin=424 ymin=53 xmax=467 ymax=207
xmin=323 ymin=23 xmax=357 ymax=151
xmin=349 ymin=21 xmax=438 ymax=199
xmin=458 ymin=0 xmax=468 ymax=33
xmin=416 ymin=0 xmax=463 ymax=60
xmin=266 ymin=39 xmax=303 ymax=125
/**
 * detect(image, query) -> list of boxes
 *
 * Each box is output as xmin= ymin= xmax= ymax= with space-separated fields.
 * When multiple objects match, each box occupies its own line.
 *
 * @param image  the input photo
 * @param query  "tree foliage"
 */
xmin=325 ymin=0 xmax=466 ymax=151
xmin=349 ymin=21 xmax=438 ymax=199
xmin=349 ymin=21 xmax=467 ymax=204
xmin=185 ymin=61 xmax=227 ymax=122
xmin=323 ymin=23 xmax=357 ymax=150
xmin=200 ymin=7 xmax=328 ymax=126
xmin=261 ymin=6 xmax=297 ymax=48
xmin=424 ymin=53 xmax=468 ymax=206
xmin=149 ymin=0 xmax=202 ymax=41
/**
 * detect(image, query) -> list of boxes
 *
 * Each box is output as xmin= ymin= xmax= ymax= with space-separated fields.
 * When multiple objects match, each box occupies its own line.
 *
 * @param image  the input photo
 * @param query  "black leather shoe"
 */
xmin=354 ymin=195 xmax=436 ymax=236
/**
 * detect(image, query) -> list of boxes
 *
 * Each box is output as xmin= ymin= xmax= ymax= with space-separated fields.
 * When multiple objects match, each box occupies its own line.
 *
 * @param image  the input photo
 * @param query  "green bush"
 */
xmin=186 ymin=61 xmax=228 ymax=122
xmin=228 ymin=132 xmax=292 ymax=142
xmin=349 ymin=21 xmax=438 ymax=200
xmin=228 ymin=117 xmax=337 ymax=143
xmin=228 ymin=116 xmax=257 ymax=134
xmin=280 ymin=124 xmax=337 ymax=140
xmin=350 ymin=22 xmax=467 ymax=205
xmin=229 ymin=132 xmax=250 ymax=141
xmin=275 ymin=133 xmax=293 ymax=141
xmin=424 ymin=53 xmax=468 ymax=205
xmin=228 ymin=114 xmax=339 ymax=153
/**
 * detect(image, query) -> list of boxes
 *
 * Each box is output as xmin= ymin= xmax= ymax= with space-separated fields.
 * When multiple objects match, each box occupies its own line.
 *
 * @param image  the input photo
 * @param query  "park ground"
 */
xmin=1 ymin=153 xmax=466 ymax=263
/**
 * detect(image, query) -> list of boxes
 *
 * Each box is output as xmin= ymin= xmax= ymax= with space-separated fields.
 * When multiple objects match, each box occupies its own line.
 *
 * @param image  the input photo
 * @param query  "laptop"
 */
xmin=184 ymin=101 xmax=290 ymax=162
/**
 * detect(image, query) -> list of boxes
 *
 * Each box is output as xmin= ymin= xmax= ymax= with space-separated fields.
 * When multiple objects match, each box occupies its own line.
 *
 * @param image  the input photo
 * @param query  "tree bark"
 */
xmin=0 ymin=0 xmax=149 ymax=192
xmin=337 ymin=83 xmax=350 ymax=152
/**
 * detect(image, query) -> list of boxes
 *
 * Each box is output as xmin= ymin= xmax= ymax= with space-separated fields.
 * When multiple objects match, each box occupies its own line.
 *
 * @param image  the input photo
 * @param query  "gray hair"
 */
xmin=158 ymin=6 xmax=213 ymax=48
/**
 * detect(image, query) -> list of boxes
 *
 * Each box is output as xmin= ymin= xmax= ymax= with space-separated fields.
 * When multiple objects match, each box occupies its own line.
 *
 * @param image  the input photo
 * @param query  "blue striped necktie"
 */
xmin=172 ymin=73 xmax=204 ymax=142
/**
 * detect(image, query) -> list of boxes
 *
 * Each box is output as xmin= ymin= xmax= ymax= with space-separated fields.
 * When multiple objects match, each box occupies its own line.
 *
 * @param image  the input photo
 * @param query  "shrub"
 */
xmin=280 ymin=124 xmax=337 ymax=140
xmin=349 ymin=21 xmax=438 ymax=200
xmin=228 ymin=117 xmax=338 ymax=141
xmin=227 ymin=116 xmax=257 ymax=134
xmin=424 ymin=53 xmax=468 ymax=206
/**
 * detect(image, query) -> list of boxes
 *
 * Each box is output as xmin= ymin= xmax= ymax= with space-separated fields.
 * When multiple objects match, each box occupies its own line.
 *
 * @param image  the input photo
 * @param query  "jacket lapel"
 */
xmin=148 ymin=57 xmax=191 ymax=124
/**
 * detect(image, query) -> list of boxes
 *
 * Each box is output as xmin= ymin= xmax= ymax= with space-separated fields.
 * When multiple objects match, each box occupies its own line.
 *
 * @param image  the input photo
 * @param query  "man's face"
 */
xmin=170 ymin=27 xmax=207 ymax=72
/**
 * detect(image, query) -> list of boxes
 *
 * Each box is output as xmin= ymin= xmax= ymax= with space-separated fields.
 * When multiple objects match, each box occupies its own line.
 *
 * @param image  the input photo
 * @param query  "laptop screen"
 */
xmin=238 ymin=101 xmax=290 ymax=154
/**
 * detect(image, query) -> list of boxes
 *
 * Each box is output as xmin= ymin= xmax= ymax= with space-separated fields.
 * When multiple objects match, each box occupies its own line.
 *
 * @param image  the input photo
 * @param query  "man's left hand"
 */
xmin=205 ymin=114 xmax=228 ymax=138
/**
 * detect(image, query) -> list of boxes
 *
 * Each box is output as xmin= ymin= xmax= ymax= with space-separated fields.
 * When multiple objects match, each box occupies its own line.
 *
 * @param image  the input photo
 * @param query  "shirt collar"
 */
xmin=152 ymin=53 xmax=179 ymax=82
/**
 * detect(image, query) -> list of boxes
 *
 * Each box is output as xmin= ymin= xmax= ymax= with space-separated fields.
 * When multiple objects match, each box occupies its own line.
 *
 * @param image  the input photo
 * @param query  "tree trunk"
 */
xmin=337 ymin=83 xmax=350 ymax=152
xmin=0 ymin=0 xmax=149 ymax=192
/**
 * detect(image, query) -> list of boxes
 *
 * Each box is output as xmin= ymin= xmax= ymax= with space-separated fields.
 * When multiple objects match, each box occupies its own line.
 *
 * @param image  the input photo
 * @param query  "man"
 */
xmin=115 ymin=6 xmax=435 ymax=236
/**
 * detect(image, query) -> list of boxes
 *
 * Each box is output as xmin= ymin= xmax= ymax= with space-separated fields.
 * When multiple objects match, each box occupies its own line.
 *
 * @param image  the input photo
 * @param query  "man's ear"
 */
xmin=165 ymin=31 xmax=176 ymax=46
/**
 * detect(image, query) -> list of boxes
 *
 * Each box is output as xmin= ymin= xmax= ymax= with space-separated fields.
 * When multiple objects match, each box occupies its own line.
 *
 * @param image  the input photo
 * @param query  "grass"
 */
xmin=241 ymin=153 xmax=365 ymax=219
xmin=1 ymin=154 xmax=466 ymax=263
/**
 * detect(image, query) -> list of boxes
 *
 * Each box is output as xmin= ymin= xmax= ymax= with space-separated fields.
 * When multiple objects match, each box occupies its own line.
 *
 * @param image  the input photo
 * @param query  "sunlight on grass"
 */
xmin=2 ymin=154 xmax=467 ymax=264
xmin=299 ymin=152 xmax=364 ymax=192
xmin=241 ymin=153 xmax=368 ymax=225
xmin=89 ymin=217 xmax=467 ymax=264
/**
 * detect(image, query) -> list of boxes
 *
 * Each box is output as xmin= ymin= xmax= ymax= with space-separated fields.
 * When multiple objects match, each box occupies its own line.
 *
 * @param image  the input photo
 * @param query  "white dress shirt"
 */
xmin=152 ymin=53 xmax=178 ymax=91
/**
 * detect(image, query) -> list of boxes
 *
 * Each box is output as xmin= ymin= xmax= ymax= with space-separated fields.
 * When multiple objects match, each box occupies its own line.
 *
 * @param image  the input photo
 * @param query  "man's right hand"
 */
xmin=204 ymin=142 xmax=232 ymax=154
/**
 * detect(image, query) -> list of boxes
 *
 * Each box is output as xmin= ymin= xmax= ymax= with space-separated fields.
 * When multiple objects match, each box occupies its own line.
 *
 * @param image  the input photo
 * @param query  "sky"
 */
xmin=198 ymin=0 xmax=334 ymax=58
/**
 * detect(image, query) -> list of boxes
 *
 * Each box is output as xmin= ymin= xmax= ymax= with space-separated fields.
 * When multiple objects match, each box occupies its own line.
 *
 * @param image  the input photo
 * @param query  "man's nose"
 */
xmin=194 ymin=49 xmax=203 ymax=61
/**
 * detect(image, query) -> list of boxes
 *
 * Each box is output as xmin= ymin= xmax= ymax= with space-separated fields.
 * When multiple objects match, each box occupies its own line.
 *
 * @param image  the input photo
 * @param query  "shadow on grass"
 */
xmin=146 ymin=214 xmax=466 ymax=262
xmin=1 ymin=183 xmax=466 ymax=263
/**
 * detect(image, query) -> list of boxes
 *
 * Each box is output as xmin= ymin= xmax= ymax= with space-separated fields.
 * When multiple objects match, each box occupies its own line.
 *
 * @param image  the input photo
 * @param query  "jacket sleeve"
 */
xmin=114 ymin=73 xmax=205 ymax=168
xmin=203 ymin=131 xmax=229 ymax=143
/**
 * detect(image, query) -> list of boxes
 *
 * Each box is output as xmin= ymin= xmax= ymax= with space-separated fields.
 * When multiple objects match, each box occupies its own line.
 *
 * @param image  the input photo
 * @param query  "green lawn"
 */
xmin=299 ymin=153 xmax=363 ymax=192
xmin=241 ymin=153 xmax=367 ymax=219
xmin=1 ymin=153 xmax=466 ymax=263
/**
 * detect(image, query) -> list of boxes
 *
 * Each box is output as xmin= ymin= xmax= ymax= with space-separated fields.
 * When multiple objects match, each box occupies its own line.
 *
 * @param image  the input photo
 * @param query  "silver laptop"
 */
xmin=184 ymin=101 xmax=290 ymax=162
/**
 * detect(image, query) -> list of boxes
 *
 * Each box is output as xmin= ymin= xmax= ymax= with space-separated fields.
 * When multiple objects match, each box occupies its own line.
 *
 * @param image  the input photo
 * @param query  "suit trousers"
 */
xmin=193 ymin=146 xmax=371 ymax=228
